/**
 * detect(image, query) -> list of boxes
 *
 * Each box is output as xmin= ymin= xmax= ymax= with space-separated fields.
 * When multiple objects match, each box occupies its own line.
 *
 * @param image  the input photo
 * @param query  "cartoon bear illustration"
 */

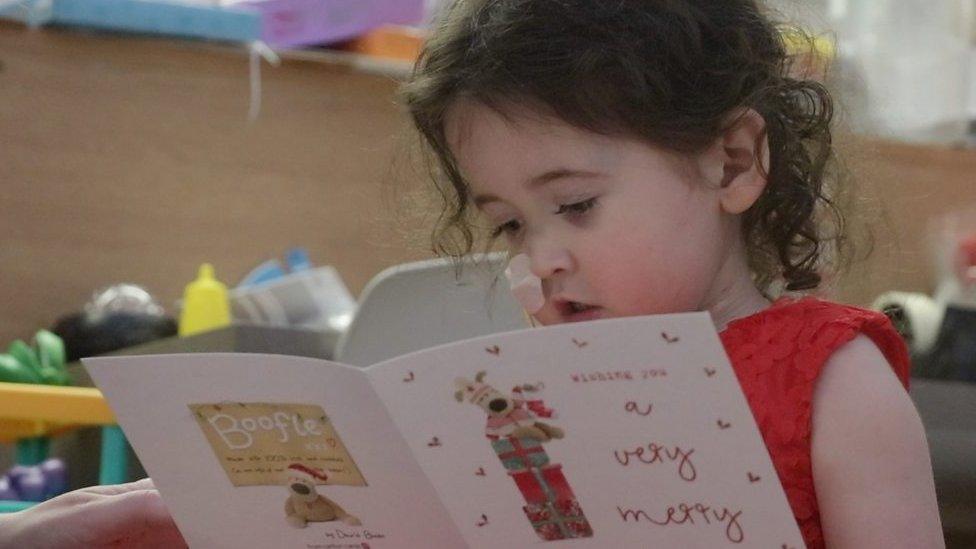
xmin=284 ymin=463 xmax=361 ymax=528
xmin=454 ymin=371 xmax=564 ymax=441
xmin=453 ymin=370 xmax=593 ymax=541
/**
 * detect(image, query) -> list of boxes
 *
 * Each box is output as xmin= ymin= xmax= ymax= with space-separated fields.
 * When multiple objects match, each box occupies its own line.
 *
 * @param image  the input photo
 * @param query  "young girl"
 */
xmin=399 ymin=0 xmax=944 ymax=548
xmin=0 ymin=1 xmax=943 ymax=547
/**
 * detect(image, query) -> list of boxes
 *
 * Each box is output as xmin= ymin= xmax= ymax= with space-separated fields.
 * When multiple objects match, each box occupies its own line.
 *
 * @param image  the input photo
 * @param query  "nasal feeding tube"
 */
xmin=505 ymin=253 xmax=545 ymax=317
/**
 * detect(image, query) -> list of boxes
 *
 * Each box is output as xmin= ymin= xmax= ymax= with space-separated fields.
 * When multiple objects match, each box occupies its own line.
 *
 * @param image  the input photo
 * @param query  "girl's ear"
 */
xmin=699 ymin=109 xmax=770 ymax=215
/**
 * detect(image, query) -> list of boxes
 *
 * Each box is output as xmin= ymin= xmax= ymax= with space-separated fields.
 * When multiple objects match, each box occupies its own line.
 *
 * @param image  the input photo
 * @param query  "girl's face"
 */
xmin=446 ymin=102 xmax=745 ymax=326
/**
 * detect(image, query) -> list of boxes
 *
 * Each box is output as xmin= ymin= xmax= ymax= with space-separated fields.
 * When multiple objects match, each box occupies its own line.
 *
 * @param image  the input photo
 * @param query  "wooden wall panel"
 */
xmin=0 ymin=21 xmax=974 ymax=345
xmin=836 ymin=140 xmax=976 ymax=305
xmin=0 ymin=22 xmax=430 ymax=344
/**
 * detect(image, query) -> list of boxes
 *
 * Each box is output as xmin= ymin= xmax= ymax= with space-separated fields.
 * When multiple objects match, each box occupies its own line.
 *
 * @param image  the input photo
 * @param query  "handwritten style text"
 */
xmin=613 ymin=443 xmax=697 ymax=481
xmin=617 ymin=502 xmax=744 ymax=544
xmin=571 ymin=369 xmax=667 ymax=383
xmin=624 ymin=401 xmax=653 ymax=416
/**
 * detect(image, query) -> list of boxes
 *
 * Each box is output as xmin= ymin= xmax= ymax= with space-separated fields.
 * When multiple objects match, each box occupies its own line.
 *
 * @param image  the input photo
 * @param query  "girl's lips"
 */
xmin=553 ymin=300 xmax=605 ymax=323
xmin=563 ymin=306 xmax=605 ymax=322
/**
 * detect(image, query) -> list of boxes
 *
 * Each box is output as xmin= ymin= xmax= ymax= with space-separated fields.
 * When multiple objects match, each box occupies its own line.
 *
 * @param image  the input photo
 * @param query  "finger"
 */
xmin=74 ymin=487 xmax=184 ymax=547
xmin=15 ymin=479 xmax=158 ymax=513
xmin=77 ymin=478 xmax=156 ymax=497
xmin=84 ymin=487 xmax=174 ymax=529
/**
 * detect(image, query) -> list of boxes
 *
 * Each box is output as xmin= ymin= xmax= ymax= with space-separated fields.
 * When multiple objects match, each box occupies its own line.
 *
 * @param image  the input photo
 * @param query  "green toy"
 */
xmin=0 ymin=331 xmax=70 ymax=387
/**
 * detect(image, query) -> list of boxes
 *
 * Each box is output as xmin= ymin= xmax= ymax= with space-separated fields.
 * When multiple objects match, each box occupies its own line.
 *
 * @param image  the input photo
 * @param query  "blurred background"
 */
xmin=0 ymin=0 xmax=974 ymax=546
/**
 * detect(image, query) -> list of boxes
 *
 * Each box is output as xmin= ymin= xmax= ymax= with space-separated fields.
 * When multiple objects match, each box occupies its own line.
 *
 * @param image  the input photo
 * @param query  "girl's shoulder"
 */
xmin=720 ymin=296 xmax=911 ymax=389
xmin=718 ymin=297 xmax=920 ymax=548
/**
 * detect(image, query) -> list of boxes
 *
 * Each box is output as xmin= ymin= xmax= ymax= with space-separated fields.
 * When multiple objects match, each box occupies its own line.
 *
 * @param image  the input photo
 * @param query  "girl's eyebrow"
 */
xmin=528 ymin=168 xmax=605 ymax=188
xmin=473 ymin=168 xmax=606 ymax=207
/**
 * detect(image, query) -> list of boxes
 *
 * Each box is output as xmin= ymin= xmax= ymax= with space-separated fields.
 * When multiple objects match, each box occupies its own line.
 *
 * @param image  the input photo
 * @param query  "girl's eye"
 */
xmin=555 ymin=197 xmax=598 ymax=217
xmin=491 ymin=219 xmax=522 ymax=239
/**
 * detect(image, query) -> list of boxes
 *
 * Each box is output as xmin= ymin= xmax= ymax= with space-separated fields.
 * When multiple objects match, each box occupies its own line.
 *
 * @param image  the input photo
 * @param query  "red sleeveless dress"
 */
xmin=719 ymin=297 xmax=911 ymax=549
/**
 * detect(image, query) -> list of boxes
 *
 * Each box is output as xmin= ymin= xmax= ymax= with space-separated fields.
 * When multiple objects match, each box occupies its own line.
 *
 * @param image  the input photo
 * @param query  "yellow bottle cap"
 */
xmin=781 ymin=28 xmax=835 ymax=60
xmin=178 ymin=264 xmax=231 ymax=337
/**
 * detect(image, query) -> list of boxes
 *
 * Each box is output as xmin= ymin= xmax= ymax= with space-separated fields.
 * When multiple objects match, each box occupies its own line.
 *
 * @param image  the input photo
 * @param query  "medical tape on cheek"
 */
xmin=505 ymin=253 xmax=545 ymax=314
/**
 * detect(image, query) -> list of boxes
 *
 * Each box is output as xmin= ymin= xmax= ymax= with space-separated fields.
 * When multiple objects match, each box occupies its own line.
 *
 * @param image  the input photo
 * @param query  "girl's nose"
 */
xmin=524 ymin=236 xmax=574 ymax=279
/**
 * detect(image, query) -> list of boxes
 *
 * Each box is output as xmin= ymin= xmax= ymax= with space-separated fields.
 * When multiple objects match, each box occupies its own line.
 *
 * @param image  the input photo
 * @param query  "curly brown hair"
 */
xmin=400 ymin=0 xmax=846 ymax=293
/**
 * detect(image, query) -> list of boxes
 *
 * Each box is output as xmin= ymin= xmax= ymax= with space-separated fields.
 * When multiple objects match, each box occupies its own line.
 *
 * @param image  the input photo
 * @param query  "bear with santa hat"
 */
xmin=283 ymin=463 xmax=361 ymax=528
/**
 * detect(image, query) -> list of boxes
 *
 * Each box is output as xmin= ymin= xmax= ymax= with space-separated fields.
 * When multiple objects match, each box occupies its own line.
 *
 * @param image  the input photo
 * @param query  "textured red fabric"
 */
xmin=719 ymin=297 xmax=911 ymax=549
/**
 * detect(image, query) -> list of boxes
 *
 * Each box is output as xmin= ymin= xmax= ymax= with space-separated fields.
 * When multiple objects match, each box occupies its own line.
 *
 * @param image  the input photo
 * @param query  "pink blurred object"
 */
xmin=955 ymin=234 xmax=976 ymax=286
xmin=231 ymin=0 xmax=425 ymax=48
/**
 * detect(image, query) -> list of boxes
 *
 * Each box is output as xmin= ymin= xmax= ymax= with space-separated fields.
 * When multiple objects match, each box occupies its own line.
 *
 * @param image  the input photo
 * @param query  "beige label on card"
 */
xmin=188 ymin=402 xmax=367 ymax=487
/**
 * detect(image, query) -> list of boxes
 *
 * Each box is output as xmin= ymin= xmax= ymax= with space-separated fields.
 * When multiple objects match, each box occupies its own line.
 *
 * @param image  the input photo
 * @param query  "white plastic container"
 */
xmin=229 ymin=266 xmax=357 ymax=332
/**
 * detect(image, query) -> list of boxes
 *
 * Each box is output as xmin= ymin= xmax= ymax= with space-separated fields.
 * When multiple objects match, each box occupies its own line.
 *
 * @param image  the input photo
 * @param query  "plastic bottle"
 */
xmin=178 ymin=264 xmax=231 ymax=337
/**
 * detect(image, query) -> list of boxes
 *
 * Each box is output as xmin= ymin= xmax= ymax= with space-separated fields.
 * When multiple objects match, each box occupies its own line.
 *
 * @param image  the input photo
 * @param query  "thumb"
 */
xmin=78 ymin=488 xmax=186 ymax=548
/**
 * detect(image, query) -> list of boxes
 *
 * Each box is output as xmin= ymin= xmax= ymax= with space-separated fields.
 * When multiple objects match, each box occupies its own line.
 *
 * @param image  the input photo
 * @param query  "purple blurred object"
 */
xmin=233 ymin=0 xmax=425 ymax=48
xmin=0 ymin=476 xmax=18 ymax=500
xmin=6 ymin=465 xmax=31 ymax=492
xmin=14 ymin=467 xmax=46 ymax=502
xmin=40 ymin=458 xmax=69 ymax=499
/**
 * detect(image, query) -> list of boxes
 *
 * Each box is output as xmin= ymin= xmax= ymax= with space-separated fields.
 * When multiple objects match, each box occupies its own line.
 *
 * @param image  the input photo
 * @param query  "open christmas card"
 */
xmin=84 ymin=313 xmax=806 ymax=548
